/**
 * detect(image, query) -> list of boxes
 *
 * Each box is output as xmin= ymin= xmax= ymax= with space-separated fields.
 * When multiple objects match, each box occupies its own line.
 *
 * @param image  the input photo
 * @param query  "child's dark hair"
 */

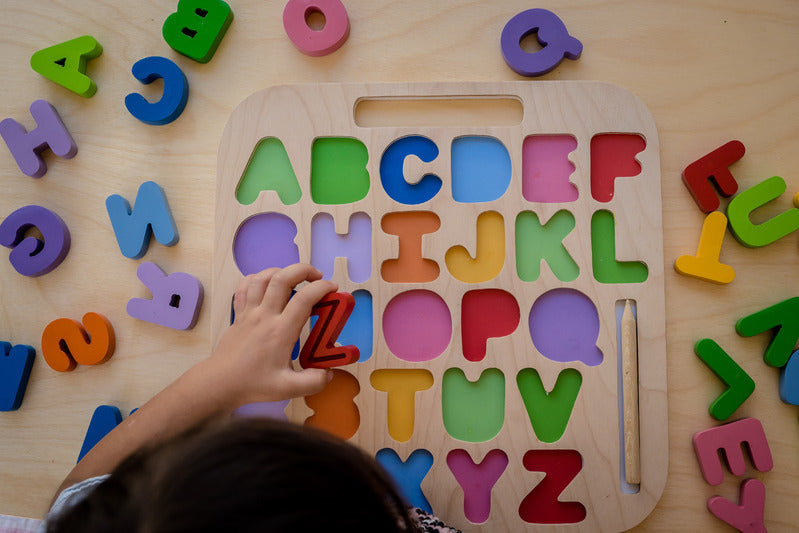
xmin=48 ymin=417 xmax=418 ymax=532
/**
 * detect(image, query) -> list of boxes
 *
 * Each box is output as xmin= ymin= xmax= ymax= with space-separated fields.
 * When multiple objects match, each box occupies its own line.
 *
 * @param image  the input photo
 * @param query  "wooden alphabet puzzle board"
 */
xmin=212 ymin=81 xmax=667 ymax=532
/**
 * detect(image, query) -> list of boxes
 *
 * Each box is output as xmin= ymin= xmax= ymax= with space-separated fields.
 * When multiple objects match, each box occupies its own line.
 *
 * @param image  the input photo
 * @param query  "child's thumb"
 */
xmin=288 ymin=368 xmax=333 ymax=397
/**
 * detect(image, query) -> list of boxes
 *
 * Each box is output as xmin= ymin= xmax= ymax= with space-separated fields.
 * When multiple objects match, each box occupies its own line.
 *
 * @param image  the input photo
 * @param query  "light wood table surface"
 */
xmin=0 ymin=1 xmax=797 ymax=530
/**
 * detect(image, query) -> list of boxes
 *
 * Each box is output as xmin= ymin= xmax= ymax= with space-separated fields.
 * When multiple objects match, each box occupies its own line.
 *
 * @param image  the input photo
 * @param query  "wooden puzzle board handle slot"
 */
xmin=353 ymin=96 xmax=523 ymax=128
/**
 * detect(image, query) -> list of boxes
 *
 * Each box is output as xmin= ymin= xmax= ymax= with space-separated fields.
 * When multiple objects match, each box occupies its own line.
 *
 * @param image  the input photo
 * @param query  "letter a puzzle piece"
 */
xmin=0 ymin=342 xmax=35 ymax=411
xmin=127 ymin=262 xmax=203 ymax=330
xmin=300 ymin=292 xmax=359 ymax=369
xmin=0 ymin=100 xmax=77 ymax=178
xmin=727 ymin=176 xmax=799 ymax=248
xmin=692 ymin=417 xmax=773 ymax=486
xmin=674 ymin=211 xmax=735 ymax=284
xmin=707 ymin=479 xmax=767 ymax=533
xmin=41 ymin=313 xmax=115 ymax=372
xmin=0 ymin=205 xmax=71 ymax=277
xmin=30 ymin=35 xmax=103 ymax=97
xmin=736 ymin=297 xmax=799 ymax=368
xmin=694 ymin=339 xmax=755 ymax=420
xmin=682 ymin=140 xmax=744 ymax=213
xmin=106 ymin=181 xmax=179 ymax=259
xmin=162 ymin=0 xmax=233 ymax=63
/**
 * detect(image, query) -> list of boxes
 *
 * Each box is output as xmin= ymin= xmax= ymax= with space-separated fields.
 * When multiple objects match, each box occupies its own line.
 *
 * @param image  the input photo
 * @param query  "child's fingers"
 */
xmin=244 ymin=268 xmax=281 ymax=310
xmin=282 ymin=368 xmax=332 ymax=398
xmin=282 ymin=279 xmax=338 ymax=324
xmin=262 ymin=263 xmax=324 ymax=313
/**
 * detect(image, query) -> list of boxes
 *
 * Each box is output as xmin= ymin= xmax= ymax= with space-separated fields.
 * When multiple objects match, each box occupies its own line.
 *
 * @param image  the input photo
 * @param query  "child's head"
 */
xmin=48 ymin=417 xmax=417 ymax=532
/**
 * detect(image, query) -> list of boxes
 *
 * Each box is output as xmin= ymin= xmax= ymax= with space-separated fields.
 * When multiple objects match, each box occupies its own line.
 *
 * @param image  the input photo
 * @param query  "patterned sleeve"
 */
xmin=408 ymin=507 xmax=462 ymax=533
xmin=36 ymin=475 xmax=110 ymax=533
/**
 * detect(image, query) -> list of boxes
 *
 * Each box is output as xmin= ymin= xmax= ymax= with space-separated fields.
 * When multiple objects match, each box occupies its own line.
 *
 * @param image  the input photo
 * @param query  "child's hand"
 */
xmin=210 ymin=263 xmax=337 ymax=406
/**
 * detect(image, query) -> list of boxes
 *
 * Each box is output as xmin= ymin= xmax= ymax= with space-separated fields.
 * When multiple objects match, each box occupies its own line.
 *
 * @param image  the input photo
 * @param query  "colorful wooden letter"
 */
xmin=41 ymin=313 xmax=115 ymax=372
xmin=375 ymin=448 xmax=434 ymax=513
xmin=447 ymin=449 xmax=508 ymax=524
xmin=780 ymin=350 xmax=799 ymax=405
xmin=519 ymin=449 xmax=586 ymax=524
xmin=124 ymin=57 xmax=189 ymax=125
xmin=692 ymin=418 xmax=773 ymax=486
xmin=106 ymin=181 xmax=179 ymax=259
xmin=283 ymin=0 xmax=350 ymax=57
xmin=727 ymin=176 xmax=799 ymax=247
xmin=517 ymin=368 xmax=582 ymax=442
xmin=78 ymin=405 xmax=122 ymax=462
xmin=162 ymin=0 xmax=233 ymax=63
xmin=299 ymin=292 xmax=359 ymax=369
xmin=736 ymin=297 xmax=799 ymax=368
xmin=500 ymin=8 xmax=582 ymax=77
xmin=461 ymin=289 xmax=520 ymax=362
xmin=30 ymin=35 xmax=103 ymax=97
xmin=707 ymin=478 xmax=767 ymax=533
xmin=0 ymin=205 xmax=70 ymax=277
xmin=682 ymin=140 xmax=744 ymax=213
xmin=0 ymin=342 xmax=35 ymax=411
xmin=590 ymin=133 xmax=646 ymax=203
xmin=0 ymin=100 xmax=77 ymax=178
xmin=127 ymin=262 xmax=203 ymax=330
xmin=674 ymin=211 xmax=735 ymax=284
xmin=694 ymin=338 xmax=755 ymax=420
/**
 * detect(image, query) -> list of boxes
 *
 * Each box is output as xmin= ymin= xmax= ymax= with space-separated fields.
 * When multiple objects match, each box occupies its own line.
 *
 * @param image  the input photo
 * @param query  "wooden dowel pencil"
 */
xmin=622 ymin=299 xmax=641 ymax=484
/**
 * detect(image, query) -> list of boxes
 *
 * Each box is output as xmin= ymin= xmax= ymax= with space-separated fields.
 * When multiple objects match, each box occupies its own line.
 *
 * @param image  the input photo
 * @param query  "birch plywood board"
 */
xmin=213 ymin=82 xmax=667 ymax=532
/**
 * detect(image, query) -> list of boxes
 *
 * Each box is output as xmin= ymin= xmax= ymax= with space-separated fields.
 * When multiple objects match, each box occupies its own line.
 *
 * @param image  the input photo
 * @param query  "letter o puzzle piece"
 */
xmin=0 ymin=342 xmax=35 ymax=411
xmin=162 ymin=0 xmax=233 ymax=63
xmin=124 ymin=56 xmax=189 ymax=126
xmin=283 ymin=0 xmax=350 ymax=57
xmin=501 ymin=8 xmax=582 ymax=77
xmin=0 ymin=205 xmax=70 ymax=277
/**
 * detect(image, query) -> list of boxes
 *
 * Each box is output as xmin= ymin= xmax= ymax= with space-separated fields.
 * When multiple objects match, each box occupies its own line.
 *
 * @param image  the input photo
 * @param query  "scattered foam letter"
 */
xmin=0 ymin=342 xmax=35 ymax=411
xmin=694 ymin=338 xmax=755 ymax=421
xmin=736 ymin=297 xmax=799 ymax=368
xmin=674 ymin=211 xmax=735 ymax=284
xmin=124 ymin=57 xmax=189 ymax=125
xmin=106 ymin=181 xmax=179 ymax=259
xmin=681 ymin=140 xmax=744 ymax=213
xmin=0 ymin=100 xmax=77 ymax=178
xmin=299 ymin=292 xmax=360 ymax=369
xmin=30 ymin=35 xmax=103 ymax=97
xmin=78 ymin=405 xmax=122 ymax=462
xmin=707 ymin=479 xmax=766 ymax=533
xmin=283 ymin=0 xmax=350 ymax=57
xmin=127 ymin=262 xmax=203 ymax=330
xmin=692 ymin=417 xmax=773 ymax=486
xmin=500 ymin=8 xmax=582 ymax=76
xmin=727 ymin=176 xmax=799 ymax=247
xmin=0 ymin=205 xmax=70 ymax=277
xmin=41 ymin=313 xmax=116 ymax=372
xmin=162 ymin=0 xmax=233 ymax=63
